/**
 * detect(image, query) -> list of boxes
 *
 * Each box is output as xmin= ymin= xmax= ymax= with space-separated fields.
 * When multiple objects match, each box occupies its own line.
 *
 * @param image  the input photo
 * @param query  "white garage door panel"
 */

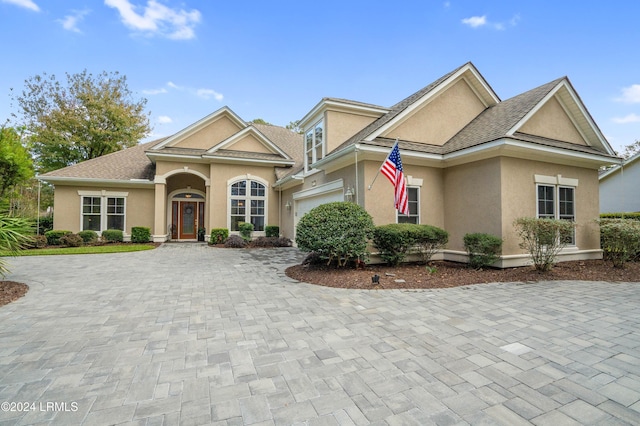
xmin=295 ymin=190 xmax=343 ymax=222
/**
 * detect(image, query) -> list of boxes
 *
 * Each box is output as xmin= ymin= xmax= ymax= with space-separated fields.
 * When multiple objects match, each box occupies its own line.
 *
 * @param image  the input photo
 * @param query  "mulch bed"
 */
xmin=285 ymin=259 xmax=640 ymax=289
xmin=0 ymin=281 xmax=29 ymax=307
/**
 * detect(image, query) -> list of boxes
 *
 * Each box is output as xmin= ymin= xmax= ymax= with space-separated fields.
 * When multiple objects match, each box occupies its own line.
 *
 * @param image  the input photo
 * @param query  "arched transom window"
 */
xmin=230 ymin=179 xmax=266 ymax=232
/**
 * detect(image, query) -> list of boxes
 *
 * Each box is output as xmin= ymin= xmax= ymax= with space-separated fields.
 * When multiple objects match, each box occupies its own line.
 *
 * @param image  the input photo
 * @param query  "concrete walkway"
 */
xmin=1 ymin=244 xmax=640 ymax=425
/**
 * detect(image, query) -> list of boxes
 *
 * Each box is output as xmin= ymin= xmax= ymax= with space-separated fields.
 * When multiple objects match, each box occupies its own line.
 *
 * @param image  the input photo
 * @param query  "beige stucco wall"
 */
xmin=381 ymin=79 xmax=485 ymax=145
xmin=173 ymin=115 xmax=242 ymax=150
xmin=499 ymin=157 xmax=600 ymax=254
xmin=52 ymin=185 xmax=155 ymax=234
xmin=443 ymin=158 xmax=503 ymax=253
xmin=208 ymin=163 xmax=280 ymax=232
xmin=519 ymin=96 xmax=586 ymax=145
xmin=228 ymin=134 xmax=273 ymax=154
xmin=325 ymin=110 xmax=378 ymax=153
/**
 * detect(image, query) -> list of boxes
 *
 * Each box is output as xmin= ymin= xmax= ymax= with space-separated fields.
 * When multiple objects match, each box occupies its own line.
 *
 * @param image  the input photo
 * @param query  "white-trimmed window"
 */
xmin=230 ymin=179 xmax=266 ymax=232
xmin=79 ymin=191 xmax=127 ymax=232
xmin=397 ymin=187 xmax=419 ymax=224
xmin=536 ymin=184 xmax=575 ymax=244
xmin=305 ymin=120 xmax=324 ymax=171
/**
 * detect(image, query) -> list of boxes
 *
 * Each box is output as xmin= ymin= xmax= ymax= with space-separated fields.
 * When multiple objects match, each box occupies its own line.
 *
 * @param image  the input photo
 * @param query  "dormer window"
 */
xmin=305 ymin=120 xmax=324 ymax=171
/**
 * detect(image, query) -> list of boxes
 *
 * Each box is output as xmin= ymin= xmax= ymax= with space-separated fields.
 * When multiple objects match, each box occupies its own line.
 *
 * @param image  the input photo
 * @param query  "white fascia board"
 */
xmin=299 ymin=99 xmax=388 ymax=129
xmin=201 ymin=154 xmax=294 ymax=166
xmin=292 ymin=179 xmax=344 ymax=200
xmin=151 ymin=106 xmax=247 ymax=150
xmin=145 ymin=152 xmax=208 ymax=163
xmin=312 ymin=143 xmax=442 ymax=171
xmin=37 ymin=176 xmax=154 ymax=187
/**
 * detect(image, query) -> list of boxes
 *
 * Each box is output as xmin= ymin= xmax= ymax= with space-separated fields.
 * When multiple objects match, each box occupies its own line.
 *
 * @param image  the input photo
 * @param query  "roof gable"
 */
xmin=151 ymin=107 xmax=246 ymax=151
xmin=206 ymin=125 xmax=292 ymax=160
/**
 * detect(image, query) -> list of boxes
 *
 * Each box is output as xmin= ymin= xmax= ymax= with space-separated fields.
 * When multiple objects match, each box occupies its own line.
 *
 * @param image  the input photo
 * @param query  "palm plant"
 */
xmin=0 ymin=214 xmax=33 ymax=278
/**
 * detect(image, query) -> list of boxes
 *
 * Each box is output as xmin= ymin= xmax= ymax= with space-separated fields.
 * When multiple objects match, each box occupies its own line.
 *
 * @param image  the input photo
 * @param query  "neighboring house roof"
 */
xmin=599 ymin=150 xmax=640 ymax=180
xmin=39 ymin=139 xmax=164 ymax=182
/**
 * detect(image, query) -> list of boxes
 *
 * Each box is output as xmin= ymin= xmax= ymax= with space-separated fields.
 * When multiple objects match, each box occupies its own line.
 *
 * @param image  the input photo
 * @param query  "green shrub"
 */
xmin=0 ymin=215 xmax=34 ymax=277
xmin=210 ymin=228 xmax=229 ymax=245
xmin=599 ymin=218 xmax=640 ymax=268
xmin=265 ymin=225 xmax=280 ymax=238
xmin=101 ymin=229 xmax=123 ymax=243
xmin=373 ymin=223 xmax=418 ymax=266
xmin=78 ymin=230 xmax=98 ymax=244
xmin=224 ymin=235 xmax=247 ymax=248
xmin=295 ymin=202 xmax=374 ymax=267
xmin=60 ymin=233 xmax=83 ymax=247
xmin=238 ymin=222 xmax=254 ymax=241
xmin=36 ymin=214 xmax=54 ymax=235
xmin=513 ymin=217 xmax=574 ymax=272
xmin=45 ymin=230 xmax=72 ymax=246
xmin=373 ymin=223 xmax=448 ymax=266
xmin=131 ymin=226 xmax=151 ymax=243
xmin=464 ymin=233 xmax=502 ymax=269
xmin=414 ymin=224 xmax=448 ymax=263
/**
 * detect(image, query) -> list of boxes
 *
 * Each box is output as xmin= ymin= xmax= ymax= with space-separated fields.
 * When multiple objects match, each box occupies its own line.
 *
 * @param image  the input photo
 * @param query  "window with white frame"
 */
xmin=80 ymin=193 xmax=127 ymax=232
xmin=537 ymin=184 xmax=575 ymax=244
xmin=397 ymin=187 xmax=419 ymax=224
xmin=230 ymin=179 xmax=266 ymax=232
xmin=305 ymin=120 xmax=324 ymax=171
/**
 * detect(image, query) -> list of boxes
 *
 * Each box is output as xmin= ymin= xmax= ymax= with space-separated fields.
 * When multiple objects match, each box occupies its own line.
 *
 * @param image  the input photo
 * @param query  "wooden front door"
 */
xmin=179 ymin=201 xmax=197 ymax=239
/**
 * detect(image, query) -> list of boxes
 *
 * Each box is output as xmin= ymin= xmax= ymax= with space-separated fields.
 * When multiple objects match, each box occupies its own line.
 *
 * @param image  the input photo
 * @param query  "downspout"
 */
xmin=355 ymin=144 xmax=360 ymax=205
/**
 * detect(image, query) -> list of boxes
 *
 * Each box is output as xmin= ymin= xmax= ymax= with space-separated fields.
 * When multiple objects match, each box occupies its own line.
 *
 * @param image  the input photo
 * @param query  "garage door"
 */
xmin=293 ymin=180 xmax=344 ymax=237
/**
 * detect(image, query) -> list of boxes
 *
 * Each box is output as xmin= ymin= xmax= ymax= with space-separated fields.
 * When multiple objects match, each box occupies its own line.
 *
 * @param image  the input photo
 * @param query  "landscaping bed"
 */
xmin=286 ymin=259 xmax=640 ymax=289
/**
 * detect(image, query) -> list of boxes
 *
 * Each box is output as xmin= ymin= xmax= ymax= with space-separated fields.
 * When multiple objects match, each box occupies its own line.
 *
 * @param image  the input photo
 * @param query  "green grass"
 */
xmin=0 ymin=244 xmax=157 ymax=256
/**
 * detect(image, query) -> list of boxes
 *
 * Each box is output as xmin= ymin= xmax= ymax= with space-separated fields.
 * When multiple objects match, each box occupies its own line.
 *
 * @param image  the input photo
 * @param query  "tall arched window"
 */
xmin=230 ymin=179 xmax=266 ymax=232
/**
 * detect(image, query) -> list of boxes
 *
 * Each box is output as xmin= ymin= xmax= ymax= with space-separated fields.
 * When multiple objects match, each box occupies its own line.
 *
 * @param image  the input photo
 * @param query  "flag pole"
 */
xmin=368 ymin=138 xmax=398 ymax=190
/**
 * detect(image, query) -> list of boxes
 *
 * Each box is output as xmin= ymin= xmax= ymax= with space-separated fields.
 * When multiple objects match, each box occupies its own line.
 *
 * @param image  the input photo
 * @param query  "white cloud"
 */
xmin=615 ymin=84 xmax=640 ymax=103
xmin=462 ymin=14 xmax=519 ymax=30
xmin=196 ymin=88 xmax=223 ymax=101
xmin=104 ymin=0 xmax=201 ymax=40
xmin=612 ymin=113 xmax=640 ymax=124
xmin=1 ymin=0 xmax=39 ymax=11
xmin=462 ymin=15 xmax=486 ymax=28
xmin=142 ymin=87 xmax=168 ymax=95
xmin=157 ymin=115 xmax=172 ymax=124
xmin=58 ymin=9 xmax=90 ymax=33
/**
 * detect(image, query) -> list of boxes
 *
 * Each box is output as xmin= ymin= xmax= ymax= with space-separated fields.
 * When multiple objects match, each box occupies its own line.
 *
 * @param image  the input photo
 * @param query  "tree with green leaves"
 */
xmin=622 ymin=139 xmax=640 ymax=159
xmin=249 ymin=118 xmax=273 ymax=125
xmin=13 ymin=70 xmax=151 ymax=173
xmin=0 ymin=127 xmax=34 ymax=198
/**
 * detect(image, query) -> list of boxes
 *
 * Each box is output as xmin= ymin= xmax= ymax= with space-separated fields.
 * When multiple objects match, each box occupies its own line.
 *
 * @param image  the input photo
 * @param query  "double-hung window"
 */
xmin=305 ymin=120 xmax=324 ymax=171
xmin=397 ymin=187 xmax=419 ymax=224
xmin=80 ymin=192 xmax=127 ymax=232
xmin=230 ymin=179 xmax=266 ymax=232
xmin=537 ymin=184 xmax=575 ymax=245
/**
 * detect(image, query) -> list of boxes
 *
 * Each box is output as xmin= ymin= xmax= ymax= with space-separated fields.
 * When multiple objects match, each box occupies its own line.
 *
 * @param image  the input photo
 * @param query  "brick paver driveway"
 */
xmin=1 ymin=244 xmax=640 ymax=425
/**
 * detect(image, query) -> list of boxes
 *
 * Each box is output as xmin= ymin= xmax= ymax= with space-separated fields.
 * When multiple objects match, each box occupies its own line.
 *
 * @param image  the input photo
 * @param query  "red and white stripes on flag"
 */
xmin=380 ymin=140 xmax=409 ymax=215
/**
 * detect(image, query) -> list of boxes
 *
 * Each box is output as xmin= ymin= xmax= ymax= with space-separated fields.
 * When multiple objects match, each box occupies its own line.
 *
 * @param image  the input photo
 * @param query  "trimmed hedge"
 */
xmin=131 ymin=226 xmax=151 ymax=243
xmin=600 ymin=212 xmax=640 ymax=221
xmin=210 ymin=228 xmax=229 ymax=245
xmin=60 ymin=233 xmax=83 ymax=247
xmin=513 ymin=217 xmax=574 ymax=271
xmin=372 ymin=223 xmax=449 ymax=266
xmin=295 ymin=202 xmax=374 ymax=267
xmin=463 ymin=233 xmax=502 ymax=269
xmin=101 ymin=229 xmax=123 ymax=243
xmin=599 ymin=218 xmax=640 ymax=268
xmin=45 ymin=230 xmax=72 ymax=246
xmin=265 ymin=225 xmax=280 ymax=238
xmin=78 ymin=230 xmax=98 ymax=244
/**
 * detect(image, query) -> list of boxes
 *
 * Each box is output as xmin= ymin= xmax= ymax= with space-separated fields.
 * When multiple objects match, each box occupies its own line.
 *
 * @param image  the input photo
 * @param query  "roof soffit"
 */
xmin=366 ymin=63 xmax=501 ymax=141
xmin=150 ymin=106 xmax=247 ymax=150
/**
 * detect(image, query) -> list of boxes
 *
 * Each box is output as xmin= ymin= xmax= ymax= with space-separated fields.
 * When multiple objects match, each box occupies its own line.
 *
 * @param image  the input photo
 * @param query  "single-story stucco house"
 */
xmin=599 ymin=150 xmax=639 ymax=213
xmin=40 ymin=62 xmax=620 ymax=267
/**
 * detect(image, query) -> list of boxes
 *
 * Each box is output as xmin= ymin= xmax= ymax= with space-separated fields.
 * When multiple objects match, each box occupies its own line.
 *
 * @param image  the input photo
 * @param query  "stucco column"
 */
xmin=204 ymin=182 xmax=211 ymax=232
xmin=153 ymin=178 xmax=167 ymax=242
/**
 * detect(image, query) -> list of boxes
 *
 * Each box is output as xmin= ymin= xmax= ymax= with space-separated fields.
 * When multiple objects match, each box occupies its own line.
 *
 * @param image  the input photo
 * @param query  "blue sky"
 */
xmin=1 ymin=0 xmax=639 ymax=154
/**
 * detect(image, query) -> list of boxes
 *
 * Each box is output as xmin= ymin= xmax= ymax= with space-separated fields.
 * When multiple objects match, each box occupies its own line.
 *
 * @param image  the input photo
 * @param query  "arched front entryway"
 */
xmin=169 ymin=190 xmax=205 ymax=240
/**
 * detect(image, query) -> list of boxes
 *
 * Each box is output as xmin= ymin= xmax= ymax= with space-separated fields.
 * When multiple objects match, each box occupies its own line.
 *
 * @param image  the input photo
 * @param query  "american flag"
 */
xmin=380 ymin=140 xmax=409 ymax=215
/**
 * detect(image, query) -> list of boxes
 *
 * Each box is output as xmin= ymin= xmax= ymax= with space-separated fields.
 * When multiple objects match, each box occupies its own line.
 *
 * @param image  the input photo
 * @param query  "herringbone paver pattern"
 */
xmin=1 ymin=244 xmax=639 ymax=425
